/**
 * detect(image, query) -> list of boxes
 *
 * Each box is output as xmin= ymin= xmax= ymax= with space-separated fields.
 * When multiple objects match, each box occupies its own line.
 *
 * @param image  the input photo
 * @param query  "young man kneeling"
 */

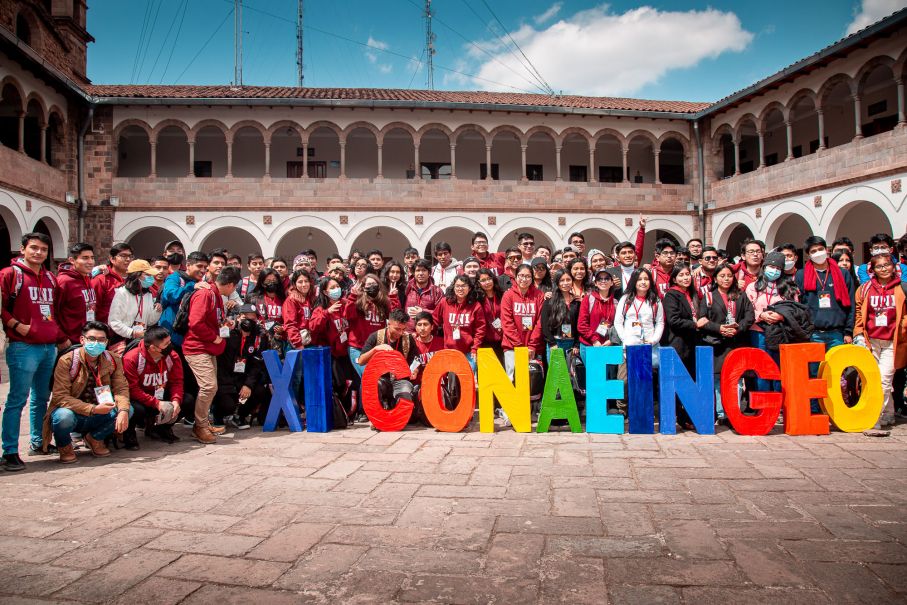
xmin=44 ymin=322 xmax=131 ymax=463
xmin=123 ymin=326 xmax=184 ymax=444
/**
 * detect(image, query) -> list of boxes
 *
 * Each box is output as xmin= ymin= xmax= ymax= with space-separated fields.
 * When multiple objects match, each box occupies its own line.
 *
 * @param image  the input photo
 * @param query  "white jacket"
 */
xmin=431 ymin=260 xmax=461 ymax=290
xmin=614 ymin=294 xmax=664 ymax=347
xmin=108 ymin=286 xmax=162 ymax=339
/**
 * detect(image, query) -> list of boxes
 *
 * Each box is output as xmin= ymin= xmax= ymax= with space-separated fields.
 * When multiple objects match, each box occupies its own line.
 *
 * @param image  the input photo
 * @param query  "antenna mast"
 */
xmin=296 ymin=0 xmax=304 ymax=86
xmin=424 ymin=0 xmax=435 ymax=90
xmin=234 ymin=0 xmax=243 ymax=86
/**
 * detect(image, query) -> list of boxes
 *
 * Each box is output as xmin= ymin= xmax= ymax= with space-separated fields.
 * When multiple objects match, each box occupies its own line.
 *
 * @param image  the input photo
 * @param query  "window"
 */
xmin=568 ymin=165 xmax=587 ymax=182
xmin=792 ymin=145 xmax=802 ymax=159
xmin=16 ymin=14 xmax=31 ymax=45
xmin=598 ymin=166 xmax=622 ymax=183
xmin=809 ymin=139 xmax=820 ymax=154
xmin=421 ymin=162 xmax=451 ymax=180
xmin=479 ymin=163 xmax=499 ymax=180
xmin=287 ymin=161 xmax=326 ymax=178
xmin=193 ymin=161 xmax=213 ymax=178
xmin=526 ymin=164 xmax=543 ymax=181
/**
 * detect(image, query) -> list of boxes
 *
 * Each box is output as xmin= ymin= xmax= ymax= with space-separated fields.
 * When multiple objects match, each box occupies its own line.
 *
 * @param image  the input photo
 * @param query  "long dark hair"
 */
xmin=382 ymin=261 xmax=406 ymax=300
xmin=832 ymin=250 xmax=857 ymax=284
xmin=623 ymin=267 xmax=658 ymax=312
xmin=547 ymin=270 xmax=576 ymax=333
xmin=532 ymin=262 xmax=552 ymax=291
xmin=711 ymin=262 xmax=740 ymax=302
xmin=314 ymin=276 xmax=342 ymax=309
xmin=123 ymin=270 xmax=147 ymax=295
xmin=356 ymin=274 xmax=390 ymax=320
xmin=669 ymin=263 xmax=696 ymax=299
xmin=566 ymin=257 xmax=589 ymax=292
xmin=288 ymin=269 xmax=315 ymax=302
xmin=476 ymin=268 xmax=503 ymax=302
xmin=249 ymin=268 xmax=286 ymax=300
xmin=445 ymin=273 xmax=478 ymax=305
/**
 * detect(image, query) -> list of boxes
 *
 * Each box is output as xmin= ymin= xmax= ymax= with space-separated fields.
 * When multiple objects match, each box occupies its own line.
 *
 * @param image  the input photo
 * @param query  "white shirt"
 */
xmin=109 ymin=286 xmax=162 ymax=339
xmin=614 ymin=294 xmax=664 ymax=347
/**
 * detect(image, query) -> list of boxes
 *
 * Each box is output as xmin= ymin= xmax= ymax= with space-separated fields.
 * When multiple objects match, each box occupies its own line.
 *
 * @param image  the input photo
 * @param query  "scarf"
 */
xmin=804 ymin=258 xmax=850 ymax=308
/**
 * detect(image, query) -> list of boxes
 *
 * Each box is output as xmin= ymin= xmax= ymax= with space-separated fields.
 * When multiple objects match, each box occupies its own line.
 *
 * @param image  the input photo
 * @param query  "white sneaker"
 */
xmin=497 ymin=408 xmax=511 ymax=427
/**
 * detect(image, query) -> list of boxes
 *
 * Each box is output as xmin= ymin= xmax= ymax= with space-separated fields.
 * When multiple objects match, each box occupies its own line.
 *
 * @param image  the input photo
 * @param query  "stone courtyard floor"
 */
xmin=0 ymin=389 xmax=905 ymax=604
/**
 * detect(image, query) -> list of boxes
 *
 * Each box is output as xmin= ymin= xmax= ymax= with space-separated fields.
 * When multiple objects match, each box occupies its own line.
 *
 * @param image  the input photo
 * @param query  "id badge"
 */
xmin=561 ymin=324 xmax=572 ymax=338
xmin=219 ymin=325 xmax=231 ymax=338
xmin=265 ymin=321 xmax=275 ymax=330
xmin=40 ymin=304 xmax=52 ymax=320
xmin=154 ymin=387 xmax=165 ymax=400
xmin=86 ymin=309 xmax=96 ymax=322
xmin=409 ymin=358 xmax=421 ymax=373
xmin=632 ymin=321 xmax=643 ymax=338
xmin=452 ymin=327 xmax=461 ymax=340
xmin=876 ymin=314 xmax=889 ymax=327
xmin=233 ymin=360 xmax=246 ymax=373
xmin=492 ymin=318 xmax=502 ymax=330
xmin=819 ymin=294 xmax=832 ymax=309
xmin=596 ymin=322 xmax=609 ymax=338
xmin=94 ymin=384 xmax=114 ymax=405
xmin=339 ymin=331 xmax=348 ymax=343
xmin=521 ymin=316 xmax=532 ymax=330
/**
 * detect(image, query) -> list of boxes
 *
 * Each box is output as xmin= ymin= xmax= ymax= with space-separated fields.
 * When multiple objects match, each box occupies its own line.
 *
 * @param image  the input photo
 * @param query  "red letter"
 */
xmin=720 ymin=348 xmax=781 ymax=436
xmin=421 ymin=350 xmax=476 ymax=432
xmin=780 ymin=343 xmax=830 ymax=435
xmin=361 ymin=350 xmax=414 ymax=432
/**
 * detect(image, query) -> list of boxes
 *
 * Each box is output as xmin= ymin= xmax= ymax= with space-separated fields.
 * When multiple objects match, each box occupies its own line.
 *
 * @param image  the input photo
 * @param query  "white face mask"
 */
xmin=784 ymin=259 xmax=796 ymax=271
xmin=810 ymin=250 xmax=828 ymax=265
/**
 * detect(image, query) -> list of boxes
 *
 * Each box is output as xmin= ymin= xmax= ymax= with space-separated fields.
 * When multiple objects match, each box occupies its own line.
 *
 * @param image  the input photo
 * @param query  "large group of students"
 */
xmin=2 ymin=219 xmax=905 ymax=469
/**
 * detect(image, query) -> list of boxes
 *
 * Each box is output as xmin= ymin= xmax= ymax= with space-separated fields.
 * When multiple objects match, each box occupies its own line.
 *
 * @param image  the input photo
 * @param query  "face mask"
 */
xmin=810 ymin=250 xmax=828 ymax=265
xmin=239 ymin=319 xmax=255 ymax=332
xmin=141 ymin=275 xmax=155 ymax=288
xmin=263 ymin=282 xmax=278 ymax=293
xmin=764 ymin=267 xmax=782 ymax=282
xmin=159 ymin=344 xmax=173 ymax=356
xmin=784 ymin=259 xmax=796 ymax=271
xmin=83 ymin=341 xmax=106 ymax=357
xmin=364 ymin=285 xmax=379 ymax=298
xmin=327 ymin=287 xmax=342 ymax=301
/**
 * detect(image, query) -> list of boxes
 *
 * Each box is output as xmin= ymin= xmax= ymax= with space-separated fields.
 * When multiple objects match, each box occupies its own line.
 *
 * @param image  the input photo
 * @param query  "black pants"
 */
xmin=212 ymin=384 xmax=271 ymax=424
xmin=894 ymin=368 xmax=906 ymax=413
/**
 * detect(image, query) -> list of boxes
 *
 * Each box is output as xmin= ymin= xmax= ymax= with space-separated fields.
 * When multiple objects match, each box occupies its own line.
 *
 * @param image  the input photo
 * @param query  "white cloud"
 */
xmin=468 ymin=5 xmax=753 ymax=96
xmin=845 ymin=0 xmax=907 ymax=35
xmin=534 ymin=2 xmax=562 ymax=25
xmin=365 ymin=36 xmax=393 ymax=75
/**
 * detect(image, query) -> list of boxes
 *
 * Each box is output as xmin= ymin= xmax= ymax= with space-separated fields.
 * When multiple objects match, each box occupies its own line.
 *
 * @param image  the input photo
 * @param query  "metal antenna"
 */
xmin=296 ymin=0 xmax=304 ymax=86
xmin=234 ymin=0 xmax=243 ymax=86
xmin=424 ymin=0 xmax=435 ymax=90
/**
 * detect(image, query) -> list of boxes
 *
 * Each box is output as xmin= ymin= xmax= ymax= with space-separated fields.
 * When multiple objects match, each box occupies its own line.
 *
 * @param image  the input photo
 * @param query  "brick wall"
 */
xmin=0 ymin=142 xmax=68 ymax=202
xmin=83 ymin=105 xmax=114 ymax=204
xmin=0 ymin=1 xmax=90 ymax=85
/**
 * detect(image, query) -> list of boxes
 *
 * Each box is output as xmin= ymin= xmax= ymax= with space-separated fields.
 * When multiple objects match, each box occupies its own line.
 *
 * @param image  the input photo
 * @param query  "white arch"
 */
xmin=711 ymin=211 xmax=759 ymax=250
xmin=490 ymin=216 xmax=562 ymax=252
xmin=564 ymin=217 xmax=633 ymax=243
xmin=761 ymin=201 xmax=821 ymax=246
xmin=345 ymin=215 xmax=419 ymax=259
xmin=643 ymin=216 xmax=693 ymax=243
xmin=115 ymin=215 xmax=193 ymax=251
xmin=269 ymin=215 xmax=346 ymax=259
xmin=29 ymin=204 xmax=68 ymax=256
xmin=418 ymin=215 xmax=487 ymax=252
xmin=0 ymin=190 xmax=28 ymax=245
xmin=821 ymin=184 xmax=898 ymax=242
xmin=193 ymin=215 xmax=270 ymax=255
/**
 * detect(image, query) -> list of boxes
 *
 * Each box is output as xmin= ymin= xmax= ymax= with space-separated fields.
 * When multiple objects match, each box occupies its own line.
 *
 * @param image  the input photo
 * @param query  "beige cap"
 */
xmin=127 ymin=259 xmax=161 ymax=275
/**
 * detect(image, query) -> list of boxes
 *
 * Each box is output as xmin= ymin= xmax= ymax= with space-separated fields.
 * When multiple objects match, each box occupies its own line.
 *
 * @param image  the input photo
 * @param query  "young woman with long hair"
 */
xmin=344 ymin=274 xmax=391 ymax=376
xmin=248 ymin=268 xmax=288 ymax=352
xmin=661 ymin=263 xmax=700 ymax=429
xmin=500 ymin=263 xmax=545 ymax=380
xmin=108 ymin=260 xmax=163 ymax=353
xmin=541 ymin=270 xmax=581 ymax=362
xmin=284 ymin=269 xmax=317 ymax=349
xmin=309 ymin=276 xmax=359 ymax=413
xmin=433 ymin=274 xmax=486 ymax=370
xmin=382 ymin=261 xmax=407 ymax=309
xmin=476 ymin=268 xmax=505 ymax=361
xmin=566 ymin=257 xmax=589 ymax=298
xmin=577 ymin=269 xmax=616 ymax=363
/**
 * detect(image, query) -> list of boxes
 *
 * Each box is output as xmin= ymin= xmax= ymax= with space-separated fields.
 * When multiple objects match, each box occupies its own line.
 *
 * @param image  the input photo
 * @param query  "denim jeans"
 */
xmin=809 ymin=329 xmax=845 ymax=413
xmin=748 ymin=330 xmax=780 ymax=392
xmin=3 ymin=342 xmax=57 ymax=454
xmin=349 ymin=347 xmax=365 ymax=378
xmin=51 ymin=406 xmax=130 ymax=448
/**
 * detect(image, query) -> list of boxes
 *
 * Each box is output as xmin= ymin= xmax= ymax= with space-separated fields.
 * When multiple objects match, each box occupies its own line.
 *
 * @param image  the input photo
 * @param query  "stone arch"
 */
xmin=785 ymin=88 xmax=819 ymax=114
xmin=556 ymin=126 xmax=593 ymax=146
xmin=267 ymin=120 xmax=304 ymax=140
xmin=125 ymin=225 xmax=185 ymax=260
xmin=658 ymin=136 xmax=687 ymax=184
xmin=758 ymin=101 xmax=788 ymax=128
xmin=194 ymin=215 xmax=269 ymax=253
xmin=591 ymin=128 xmax=627 ymax=148
xmin=657 ymin=130 xmax=690 ymax=154
xmin=712 ymin=212 xmax=760 ymax=251
xmin=15 ymin=8 xmax=41 ymax=49
xmin=0 ymin=190 xmax=27 ymax=247
xmin=23 ymin=96 xmax=44 ymax=160
xmin=378 ymin=121 xmax=418 ymax=144
xmin=823 ymin=196 xmax=895 ymax=263
xmin=733 ymin=113 xmax=758 ymax=139
xmin=116 ymin=123 xmax=152 ymax=177
xmin=821 ymin=185 xmax=897 ymax=241
xmin=270 ymin=215 xmax=345 ymax=259
xmin=380 ymin=125 xmax=416 ymax=179
xmin=115 ymin=215 xmax=192 ymax=250
xmin=303 ymin=120 xmax=343 ymax=142
xmin=347 ymin=216 xmax=417 ymax=259
xmin=626 ymin=130 xmax=656 ymax=183
xmin=342 ymin=120 xmax=381 ymax=141
xmin=855 ymin=55 xmax=896 ymax=93
xmin=625 ymin=129 xmax=658 ymax=149
xmin=487 ymin=126 xmax=523 ymax=181
xmin=155 ymin=124 xmax=190 ymax=177
xmin=151 ymin=118 xmax=191 ymax=142
xmin=199 ymin=226 xmax=263 ymax=262
xmin=228 ymin=120 xmax=268 ymax=142
xmin=523 ymin=125 xmax=558 ymax=144
xmin=416 ymin=125 xmax=452 ymax=179
xmin=30 ymin=207 xmax=67 ymax=258
xmin=488 ymin=124 xmax=526 ymax=145
xmin=112 ymin=118 xmax=153 ymax=142
xmin=344 ymin=123 xmax=379 ymax=179
xmin=763 ymin=207 xmax=817 ymax=250
xmin=416 ymin=123 xmax=454 ymax=140
xmin=491 ymin=217 xmax=560 ymax=253
xmin=559 ymin=128 xmax=593 ymax=182
xmin=817 ymin=73 xmax=856 ymax=108
xmin=44 ymin=108 xmax=65 ymax=167
xmin=420 ymin=216 xmax=487 ymax=252
xmin=189 ymin=119 xmax=229 ymax=142
xmin=564 ymin=217 xmax=629 ymax=247
xmin=231 ymin=124 xmax=266 ymax=177
xmin=0 ymin=76 xmax=26 ymax=112
xmin=711 ymin=122 xmax=734 ymax=150
xmin=273 ymin=225 xmax=340 ymax=262
xmin=452 ymin=124 xmax=488 ymax=180
xmin=47 ymin=104 xmax=65 ymax=125
xmin=23 ymin=92 xmax=47 ymax=126
xmin=452 ymin=123 xmax=490 ymax=144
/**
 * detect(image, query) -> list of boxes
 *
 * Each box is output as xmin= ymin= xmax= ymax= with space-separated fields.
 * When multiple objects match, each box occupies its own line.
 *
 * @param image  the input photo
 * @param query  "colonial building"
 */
xmin=1 ymin=0 xmax=906 ymax=267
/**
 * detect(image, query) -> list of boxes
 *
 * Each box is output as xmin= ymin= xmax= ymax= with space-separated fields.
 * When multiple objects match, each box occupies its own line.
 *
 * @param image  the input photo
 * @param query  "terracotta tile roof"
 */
xmin=84 ymin=85 xmax=710 ymax=114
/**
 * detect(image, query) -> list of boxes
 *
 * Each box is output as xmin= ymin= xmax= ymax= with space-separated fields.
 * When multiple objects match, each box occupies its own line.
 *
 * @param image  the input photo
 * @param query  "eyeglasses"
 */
xmin=520 ymin=242 xmax=534 ymax=248
xmin=660 ymin=251 xmax=677 ymax=257
xmin=745 ymin=250 xmax=763 ymax=256
xmin=875 ymin=263 xmax=894 ymax=270
xmin=115 ymin=253 xmax=134 ymax=260
xmin=515 ymin=274 xmax=532 ymax=281
xmin=84 ymin=336 xmax=108 ymax=343
xmin=453 ymin=283 xmax=469 ymax=289
xmin=702 ymin=256 xmax=719 ymax=261
xmin=507 ymin=256 xmax=521 ymax=261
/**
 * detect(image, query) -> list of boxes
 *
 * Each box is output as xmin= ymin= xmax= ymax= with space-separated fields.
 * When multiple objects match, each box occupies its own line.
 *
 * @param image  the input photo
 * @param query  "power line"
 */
xmin=407 ymin=47 xmax=425 ymax=88
xmin=136 ymin=0 xmax=165 ymax=85
xmin=159 ymin=0 xmax=190 ymax=83
xmin=130 ymin=0 xmax=155 ymax=84
xmin=174 ymin=7 xmax=234 ymax=83
xmin=477 ymin=0 xmax=555 ymax=95
xmin=146 ymin=0 xmax=188 ymax=82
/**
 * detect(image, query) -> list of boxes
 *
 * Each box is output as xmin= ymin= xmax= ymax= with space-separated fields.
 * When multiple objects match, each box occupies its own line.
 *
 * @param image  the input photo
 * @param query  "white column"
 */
xmin=225 ymin=138 xmax=233 ymax=178
xmin=785 ymin=120 xmax=793 ymax=161
xmin=733 ymin=137 xmax=740 ymax=176
xmin=653 ymin=150 xmax=661 ymax=184
xmin=621 ymin=146 xmax=628 ymax=183
xmin=588 ymin=146 xmax=595 ymax=183
xmin=852 ymin=95 xmax=863 ymax=141
xmin=485 ymin=145 xmax=492 ymax=181
xmin=149 ymin=141 xmax=157 ymax=177
xmin=896 ymin=79 xmax=906 ymax=127
xmin=555 ymin=145 xmax=562 ymax=181
xmin=302 ymin=140 xmax=309 ymax=179
xmin=757 ymin=130 xmax=766 ymax=168
xmin=413 ymin=144 xmax=421 ymax=180
xmin=264 ymin=142 xmax=271 ymax=178
xmin=188 ymin=139 xmax=195 ymax=177
xmin=17 ymin=112 xmax=24 ymax=152
xmin=339 ymin=140 xmax=346 ymax=179
xmin=520 ymin=144 xmax=527 ymax=181
xmin=39 ymin=125 xmax=47 ymax=164
xmin=817 ymin=110 xmax=826 ymax=150
xmin=450 ymin=143 xmax=457 ymax=179
xmin=377 ymin=144 xmax=384 ymax=179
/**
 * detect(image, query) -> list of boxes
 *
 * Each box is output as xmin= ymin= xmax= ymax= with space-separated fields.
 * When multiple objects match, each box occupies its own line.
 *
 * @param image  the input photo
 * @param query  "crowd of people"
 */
xmin=2 ymin=219 xmax=905 ymax=469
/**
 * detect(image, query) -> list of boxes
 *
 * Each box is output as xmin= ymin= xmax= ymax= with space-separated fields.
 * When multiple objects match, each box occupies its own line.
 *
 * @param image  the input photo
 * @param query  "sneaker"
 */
xmin=158 ymin=425 xmax=180 ymax=443
xmin=234 ymin=415 xmax=251 ymax=430
xmin=29 ymin=443 xmax=57 ymax=455
xmin=497 ymin=408 xmax=511 ymax=428
xmin=880 ymin=415 xmax=895 ymax=427
xmin=863 ymin=423 xmax=890 ymax=437
xmin=2 ymin=453 xmax=25 ymax=472
xmin=122 ymin=429 xmax=140 ymax=451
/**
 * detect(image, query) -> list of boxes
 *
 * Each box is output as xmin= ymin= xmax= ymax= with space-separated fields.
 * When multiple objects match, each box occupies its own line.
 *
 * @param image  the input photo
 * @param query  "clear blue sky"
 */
xmin=86 ymin=0 xmax=893 ymax=102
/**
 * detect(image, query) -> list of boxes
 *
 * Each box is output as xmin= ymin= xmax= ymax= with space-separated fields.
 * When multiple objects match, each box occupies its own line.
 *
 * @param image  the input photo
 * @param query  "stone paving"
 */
xmin=0 ymin=392 xmax=906 ymax=603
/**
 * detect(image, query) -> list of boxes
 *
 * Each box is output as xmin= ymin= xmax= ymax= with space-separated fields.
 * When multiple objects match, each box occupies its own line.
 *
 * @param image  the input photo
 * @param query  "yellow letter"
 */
xmin=478 ymin=347 xmax=531 ymax=432
xmin=819 ymin=344 xmax=883 ymax=432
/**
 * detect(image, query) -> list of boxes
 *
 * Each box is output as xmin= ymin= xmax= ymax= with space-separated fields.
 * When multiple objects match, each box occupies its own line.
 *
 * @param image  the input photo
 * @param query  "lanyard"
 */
xmin=135 ymin=294 xmax=144 ymax=321
xmin=239 ymin=334 xmax=250 ymax=362
xmin=632 ymin=297 xmax=646 ymax=321
xmin=720 ymin=292 xmax=736 ymax=317
xmin=86 ymin=354 xmax=103 ymax=387
xmin=816 ymin=269 xmax=830 ymax=292
xmin=762 ymin=286 xmax=776 ymax=308
xmin=870 ymin=281 xmax=892 ymax=311
xmin=685 ymin=292 xmax=697 ymax=320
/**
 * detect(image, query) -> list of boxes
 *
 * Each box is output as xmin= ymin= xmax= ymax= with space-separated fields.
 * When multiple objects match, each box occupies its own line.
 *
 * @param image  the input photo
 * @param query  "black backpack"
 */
xmin=170 ymin=289 xmax=197 ymax=336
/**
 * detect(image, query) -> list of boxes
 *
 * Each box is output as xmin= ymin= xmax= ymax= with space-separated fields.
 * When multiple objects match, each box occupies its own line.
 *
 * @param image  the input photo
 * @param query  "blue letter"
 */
xmin=262 ymin=350 xmax=304 ymax=432
xmin=303 ymin=347 xmax=334 ymax=432
xmin=627 ymin=345 xmax=654 ymax=434
xmin=658 ymin=346 xmax=715 ymax=435
xmin=585 ymin=346 xmax=625 ymax=434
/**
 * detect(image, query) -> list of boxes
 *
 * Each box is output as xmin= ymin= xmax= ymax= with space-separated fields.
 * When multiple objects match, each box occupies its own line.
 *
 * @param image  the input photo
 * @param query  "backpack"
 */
xmin=170 ymin=289 xmax=198 ymax=336
xmin=528 ymin=359 xmax=545 ymax=408
xmin=332 ymin=393 xmax=351 ymax=429
xmin=5 ymin=264 xmax=56 ymax=313
xmin=566 ymin=348 xmax=585 ymax=400
xmin=375 ymin=328 xmax=411 ymax=358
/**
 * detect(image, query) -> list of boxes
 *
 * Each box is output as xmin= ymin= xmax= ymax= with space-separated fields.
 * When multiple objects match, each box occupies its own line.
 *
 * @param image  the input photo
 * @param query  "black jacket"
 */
xmin=606 ymin=265 xmax=635 ymax=301
xmin=661 ymin=289 xmax=700 ymax=365
xmin=541 ymin=297 xmax=580 ymax=347
xmin=697 ymin=290 xmax=754 ymax=372
xmin=761 ymin=300 xmax=814 ymax=352
xmin=216 ymin=325 xmax=270 ymax=394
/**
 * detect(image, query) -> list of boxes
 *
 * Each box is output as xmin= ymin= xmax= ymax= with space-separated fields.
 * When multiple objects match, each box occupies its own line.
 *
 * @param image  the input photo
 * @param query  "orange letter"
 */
xmin=779 ymin=343 xmax=829 ymax=435
xmin=361 ymin=350 xmax=414 ymax=432
xmin=421 ymin=350 xmax=476 ymax=432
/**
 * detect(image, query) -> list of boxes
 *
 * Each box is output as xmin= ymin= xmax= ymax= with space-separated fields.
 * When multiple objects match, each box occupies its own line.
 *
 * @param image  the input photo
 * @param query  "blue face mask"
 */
xmin=83 ymin=341 xmax=107 ymax=357
xmin=764 ymin=267 xmax=782 ymax=282
xmin=141 ymin=275 xmax=155 ymax=289
xmin=327 ymin=288 xmax=342 ymax=301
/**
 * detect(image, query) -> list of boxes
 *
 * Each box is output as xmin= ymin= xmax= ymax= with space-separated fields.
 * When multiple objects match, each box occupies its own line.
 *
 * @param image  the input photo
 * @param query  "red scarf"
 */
xmin=804 ymin=258 xmax=850 ymax=308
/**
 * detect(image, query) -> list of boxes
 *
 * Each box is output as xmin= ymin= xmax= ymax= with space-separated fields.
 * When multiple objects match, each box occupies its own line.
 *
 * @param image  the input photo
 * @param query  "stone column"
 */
xmin=757 ymin=130 xmax=766 ymax=168
xmin=413 ymin=144 xmax=420 ymax=180
xmin=264 ymin=142 xmax=271 ymax=178
xmin=149 ymin=141 xmax=157 ymax=178
xmin=188 ymin=140 xmax=195 ymax=177
xmin=555 ymin=145 xmax=562 ymax=181
xmin=302 ymin=141 xmax=309 ymax=179
xmin=39 ymin=125 xmax=47 ymax=164
xmin=785 ymin=120 xmax=794 ymax=161
xmin=485 ymin=145 xmax=492 ymax=181
xmin=449 ymin=143 xmax=456 ymax=179
xmin=339 ymin=140 xmax=347 ymax=179
xmin=817 ymin=110 xmax=826 ymax=150
xmin=896 ymin=79 xmax=906 ymax=127
xmin=225 ymin=138 xmax=233 ymax=178
xmin=588 ymin=146 xmax=596 ymax=183
xmin=852 ymin=95 xmax=863 ymax=140
xmin=377 ymin=144 xmax=384 ymax=179
xmin=17 ymin=111 xmax=24 ymax=152
xmin=653 ymin=150 xmax=661 ymax=184
xmin=621 ymin=146 xmax=628 ymax=183
xmin=520 ymin=144 xmax=527 ymax=181
xmin=733 ymin=137 xmax=740 ymax=176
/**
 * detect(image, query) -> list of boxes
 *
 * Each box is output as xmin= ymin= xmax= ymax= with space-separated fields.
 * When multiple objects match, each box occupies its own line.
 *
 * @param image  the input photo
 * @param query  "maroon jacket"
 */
xmin=578 ymin=291 xmax=616 ymax=346
xmin=500 ymin=285 xmax=545 ymax=352
xmin=476 ymin=252 xmax=505 ymax=276
xmin=123 ymin=341 xmax=185 ymax=409
xmin=480 ymin=294 xmax=503 ymax=346
xmin=310 ymin=304 xmax=350 ymax=357
xmin=91 ymin=271 xmax=125 ymax=324
xmin=432 ymin=298 xmax=487 ymax=355
xmin=183 ymin=288 xmax=227 ymax=356
xmin=343 ymin=294 xmax=387 ymax=350
xmin=402 ymin=279 xmax=443 ymax=331
xmin=0 ymin=260 xmax=62 ymax=345
xmin=55 ymin=266 xmax=97 ymax=343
